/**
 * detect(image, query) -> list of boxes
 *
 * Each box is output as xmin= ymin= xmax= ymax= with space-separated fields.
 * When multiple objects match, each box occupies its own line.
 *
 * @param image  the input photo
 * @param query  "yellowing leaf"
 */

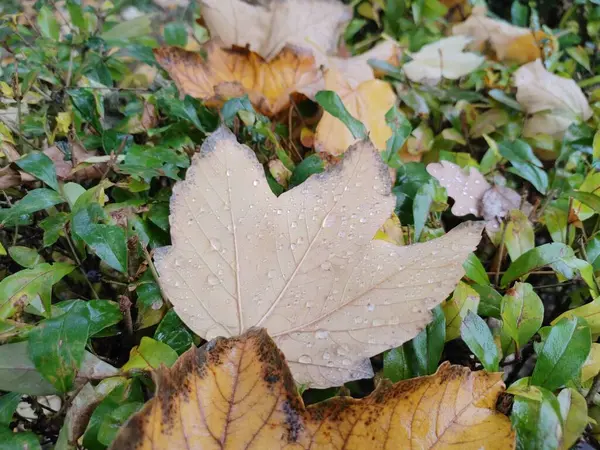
xmin=453 ymin=11 xmax=553 ymax=64
xmin=154 ymin=43 xmax=320 ymax=116
xmin=199 ymin=0 xmax=352 ymax=65
xmin=581 ymin=343 xmax=600 ymax=383
xmin=443 ymin=281 xmax=480 ymax=341
xmin=111 ymin=329 xmax=515 ymax=450
xmin=403 ymin=36 xmax=484 ymax=85
xmin=373 ymin=214 xmax=404 ymax=245
xmin=514 ymin=59 xmax=593 ymax=138
xmin=314 ymin=70 xmax=396 ymax=156
xmin=154 ymin=127 xmax=483 ymax=387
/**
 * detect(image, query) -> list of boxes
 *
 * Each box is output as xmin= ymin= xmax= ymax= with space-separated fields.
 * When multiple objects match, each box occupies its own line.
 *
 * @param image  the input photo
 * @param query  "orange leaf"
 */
xmin=154 ymin=42 xmax=321 ymax=116
xmin=111 ymin=329 xmax=515 ymax=450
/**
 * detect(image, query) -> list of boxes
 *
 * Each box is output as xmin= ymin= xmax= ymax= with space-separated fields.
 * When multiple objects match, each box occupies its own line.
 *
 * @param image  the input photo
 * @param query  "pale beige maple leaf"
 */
xmin=314 ymin=69 xmax=396 ymax=157
xmin=199 ymin=0 xmax=352 ymax=66
xmin=154 ymin=127 xmax=483 ymax=388
xmin=514 ymin=59 xmax=593 ymax=138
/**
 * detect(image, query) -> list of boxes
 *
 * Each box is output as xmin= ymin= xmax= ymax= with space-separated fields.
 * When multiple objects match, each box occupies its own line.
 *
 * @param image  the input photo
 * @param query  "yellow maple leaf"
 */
xmin=110 ymin=329 xmax=515 ymax=450
xmin=154 ymin=42 xmax=321 ymax=116
xmin=314 ymin=70 xmax=396 ymax=156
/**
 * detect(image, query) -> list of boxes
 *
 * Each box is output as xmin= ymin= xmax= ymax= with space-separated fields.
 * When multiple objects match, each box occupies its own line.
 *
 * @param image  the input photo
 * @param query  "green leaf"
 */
xmin=2 ymin=189 xmax=65 ymax=226
xmin=531 ymin=317 xmax=591 ymax=391
xmin=37 ymin=6 xmax=60 ymax=41
xmin=501 ymin=282 xmax=544 ymax=350
xmin=413 ymin=179 xmax=446 ymax=241
xmin=442 ymin=281 xmax=480 ymax=341
xmin=557 ymin=388 xmax=589 ymax=450
xmin=100 ymin=15 xmax=152 ymax=43
xmin=39 ymin=213 xmax=70 ymax=247
xmin=157 ymin=94 xmax=213 ymax=132
xmin=460 ymin=311 xmax=499 ymax=372
xmin=163 ymin=22 xmax=187 ymax=47
xmin=401 ymin=305 xmax=445 ymax=376
xmin=506 ymin=163 xmax=548 ymax=194
xmin=489 ymin=89 xmax=523 ymax=111
xmin=121 ymin=337 xmax=178 ymax=372
xmin=28 ymin=302 xmax=91 ymax=392
xmin=0 ymin=263 xmax=74 ymax=319
xmin=0 ymin=342 xmax=116 ymax=395
xmin=8 ymin=246 xmax=44 ymax=268
xmin=83 ymin=378 xmax=143 ymax=450
xmin=314 ymin=91 xmax=367 ymax=139
xmin=383 ymin=345 xmax=412 ymax=382
xmin=566 ymin=46 xmax=591 ymax=72
xmin=78 ymin=223 xmax=128 ymax=273
xmin=473 ymin=284 xmax=503 ymax=319
xmin=98 ymin=402 xmax=143 ymax=447
xmin=0 ymin=429 xmax=42 ymax=450
xmin=501 ymin=243 xmax=582 ymax=287
xmin=504 ymin=210 xmax=535 ymax=261
xmin=382 ymin=107 xmax=412 ymax=167
xmin=0 ymin=392 xmax=21 ymax=426
xmin=15 ymin=152 xmax=59 ymax=191
xmin=288 ymin=154 xmax=325 ymax=188
xmin=593 ymin=130 xmax=600 ymax=161
xmin=570 ymin=191 xmax=600 ymax=216
xmin=511 ymin=387 xmax=562 ymax=450
xmin=55 ymin=299 xmax=122 ymax=336
xmin=66 ymin=0 xmax=87 ymax=32
xmin=499 ymin=140 xmax=548 ymax=193
xmin=154 ymin=310 xmax=194 ymax=355
xmin=69 ymin=89 xmax=102 ymax=131
xmin=553 ymin=300 xmax=600 ymax=334
xmin=510 ymin=0 xmax=529 ymax=26
xmin=463 ymin=253 xmax=490 ymax=285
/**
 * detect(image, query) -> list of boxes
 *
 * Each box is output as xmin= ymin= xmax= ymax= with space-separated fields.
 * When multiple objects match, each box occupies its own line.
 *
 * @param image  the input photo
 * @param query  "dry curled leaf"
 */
xmin=154 ymin=43 xmax=320 ymax=116
xmin=314 ymin=69 xmax=396 ymax=157
xmin=153 ymin=126 xmax=482 ymax=387
xmin=453 ymin=9 xmax=552 ymax=64
xmin=110 ymin=329 xmax=515 ymax=450
xmin=403 ymin=36 xmax=484 ymax=86
xmin=199 ymin=0 xmax=352 ymax=65
xmin=514 ymin=59 xmax=593 ymax=138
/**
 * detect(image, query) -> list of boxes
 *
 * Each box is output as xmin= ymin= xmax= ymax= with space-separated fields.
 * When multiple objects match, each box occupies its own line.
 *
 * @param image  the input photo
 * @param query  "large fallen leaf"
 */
xmin=514 ymin=59 xmax=593 ymax=138
xmin=154 ymin=42 xmax=320 ymax=116
xmin=453 ymin=9 xmax=551 ymax=64
xmin=110 ymin=329 xmax=515 ymax=450
xmin=154 ymin=126 xmax=482 ymax=387
xmin=199 ymin=0 xmax=352 ymax=65
xmin=403 ymin=36 xmax=484 ymax=86
xmin=314 ymin=69 xmax=396 ymax=156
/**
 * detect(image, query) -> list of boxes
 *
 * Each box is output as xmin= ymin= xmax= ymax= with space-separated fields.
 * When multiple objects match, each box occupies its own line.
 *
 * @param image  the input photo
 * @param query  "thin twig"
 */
xmin=141 ymin=245 xmax=172 ymax=308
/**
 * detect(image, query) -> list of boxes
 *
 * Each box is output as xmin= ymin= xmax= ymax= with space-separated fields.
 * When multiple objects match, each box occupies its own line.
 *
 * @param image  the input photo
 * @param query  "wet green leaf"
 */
xmin=2 ymin=189 xmax=65 ymax=226
xmin=315 ymin=91 xmax=367 ymax=139
xmin=443 ymin=281 xmax=480 ymax=341
xmin=557 ymin=388 xmax=588 ymax=450
xmin=15 ymin=152 xmax=59 ymax=191
xmin=463 ymin=253 xmax=490 ymax=285
xmin=154 ymin=310 xmax=194 ymax=355
xmin=163 ymin=22 xmax=187 ymax=47
xmin=383 ymin=345 xmax=411 ymax=382
xmin=0 ymin=392 xmax=21 ymax=426
xmin=0 ymin=429 xmax=42 ymax=450
xmin=512 ymin=387 xmax=562 ymax=450
xmin=501 ymin=282 xmax=543 ymax=350
xmin=7 ymin=246 xmax=44 ymax=268
xmin=37 ymin=6 xmax=60 ymax=41
xmin=460 ymin=311 xmax=499 ymax=372
xmin=121 ymin=337 xmax=178 ymax=372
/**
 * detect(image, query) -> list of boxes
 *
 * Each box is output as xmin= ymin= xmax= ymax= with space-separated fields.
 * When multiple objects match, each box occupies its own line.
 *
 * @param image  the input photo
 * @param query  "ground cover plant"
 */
xmin=0 ymin=0 xmax=599 ymax=448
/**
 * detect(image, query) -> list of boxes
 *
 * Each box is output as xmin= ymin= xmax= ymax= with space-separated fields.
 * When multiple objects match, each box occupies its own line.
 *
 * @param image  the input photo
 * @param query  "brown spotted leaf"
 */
xmin=110 ymin=329 xmax=515 ymax=450
xmin=154 ymin=127 xmax=483 ymax=388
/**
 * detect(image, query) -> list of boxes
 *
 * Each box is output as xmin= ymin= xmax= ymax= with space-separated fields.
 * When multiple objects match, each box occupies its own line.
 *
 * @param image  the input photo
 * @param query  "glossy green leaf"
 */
xmin=2 ymin=189 xmax=65 ymax=226
xmin=473 ymin=284 xmax=503 ymax=319
xmin=383 ymin=345 xmax=412 ymax=382
xmin=404 ymin=306 xmax=446 ymax=376
xmin=0 ymin=429 xmax=42 ymax=450
xmin=0 ymin=262 xmax=74 ymax=319
xmin=413 ymin=179 xmax=446 ymax=241
xmin=154 ymin=310 xmax=194 ymax=355
xmin=100 ymin=15 xmax=152 ymax=43
xmin=315 ymin=91 xmax=367 ymax=139
xmin=7 ymin=246 xmax=44 ymax=268
xmin=531 ymin=317 xmax=591 ymax=391
xmin=501 ymin=282 xmax=543 ymax=350
xmin=382 ymin=107 xmax=412 ymax=168
xmin=39 ymin=213 xmax=70 ymax=247
xmin=554 ymin=300 xmax=600 ymax=334
xmin=37 ymin=6 xmax=60 ymax=41
xmin=121 ymin=337 xmax=178 ymax=372
xmin=557 ymin=388 xmax=589 ymax=450
xmin=98 ymin=402 xmax=143 ymax=447
xmin=55 ymin=299 xmax=122 ymax=336
xmin=566 ymin=46 xmax=591 ymax=72
xmin=0 ymin=392 xmax=21 ymax=426
xmin=460 ymin=311 xmax=499 ymax=372
xmin=512 ymin=387 xmax=562 ymax=450
xmin=28 ymin=302 xmax=91 ymax=392
xmin=442 ymin=281 xmax=480 ymax=341
xmin=163 ymin=22 xmax=187 ymax=47
xmin=79 ymin=224 xmax=128 ymax=273
xmin=289 ymin=154 xmax=325 ymax=188
xmin=15 ymin=152 xmax=59 ymax=191
xmin=463 ymin=253 xmax=490 ymax=285
xmin=510 ymin=0 xmax=529 ymax=26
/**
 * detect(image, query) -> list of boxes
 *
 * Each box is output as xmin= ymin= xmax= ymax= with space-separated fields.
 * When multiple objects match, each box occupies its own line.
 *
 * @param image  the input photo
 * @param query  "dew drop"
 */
xmin=253 ymin=179 xmax=259 ymax=186
xmin=323 ymin=352 xmax=331 ymax=360
xmin=367 ymin=303 xmax=375 ymax=312
xmin=291 ymin=221 xmax=298 ymax=228
xmin=210 ymin=238 xmax=222 ymax=251
xmin=298 ymin=354 xmax=313 ymax=364
xmin=207 ymin=275 xmax=220 ymax=286
xmin=226 ymin=170 xmax=232 ymax=176
xmin=267 ymin=270 xmax=277 ymax=279
xmin=320 ymin=261 xmax=332 ymax=271
xmin=315 ymin=329 xmax=329 ymax=339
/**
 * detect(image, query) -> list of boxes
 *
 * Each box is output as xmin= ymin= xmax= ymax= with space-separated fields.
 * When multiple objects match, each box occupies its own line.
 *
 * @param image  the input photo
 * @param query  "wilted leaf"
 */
xmin=504 ymin=210 xmax=535 ymax=261
xmin=514 ymin=59 xmax=593 ymax=138
xmin=426 ymin=160 xmax=490 ymax=216
xmin=111 ymin=329 xmax=515 ymax=449
xmin=199 ymin=0 xmax=352 ymax=65
xmin=557 ymin=388 xmax=589 ymax=450
xmin=154 ymin=43 xmax=320 ymax=116
xmin=453 ymin=9 xmax=551 ymax=64
xmin=314 ymin=70 xmax=396 ymax=157
xmin=154 ymin=126 xmax=482 ymax=387
xmin=403 ymin=36 xmax=484 ymax=85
